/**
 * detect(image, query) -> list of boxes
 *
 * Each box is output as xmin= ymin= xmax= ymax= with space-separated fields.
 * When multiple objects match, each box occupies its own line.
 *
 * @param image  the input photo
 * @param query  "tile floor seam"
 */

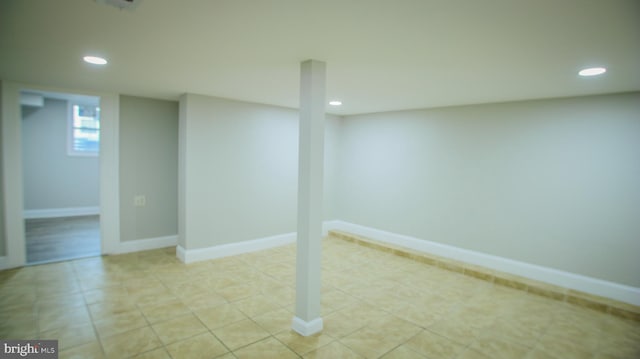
xmin=86 ymin=302 xmax=109 ymax=359
xmin=206 ymin=329 xmax=233 ymax=358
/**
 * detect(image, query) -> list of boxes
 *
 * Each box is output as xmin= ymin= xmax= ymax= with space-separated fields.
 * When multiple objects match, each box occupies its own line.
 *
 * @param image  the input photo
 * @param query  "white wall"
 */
xmin=0 ymin=82 xmax=5 ymax=257
xmin=119 ymin=95 xmax=178 ymax=242
xmin=21 ymin=98 xmax=99 ymax=211
xmin=336 ymin=92 xmax=640 ymax=287
xmin=179 ymin=94 xmax=339 ymax=250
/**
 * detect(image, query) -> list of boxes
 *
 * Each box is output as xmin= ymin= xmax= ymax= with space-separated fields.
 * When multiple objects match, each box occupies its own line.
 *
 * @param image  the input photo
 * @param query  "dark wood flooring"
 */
xmin=25 ymin=215 xmax=100 ymax=264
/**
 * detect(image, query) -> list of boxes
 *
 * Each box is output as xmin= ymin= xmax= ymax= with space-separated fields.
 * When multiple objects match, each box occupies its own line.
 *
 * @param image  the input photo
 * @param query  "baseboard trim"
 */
xmin=326 ymin=221 xmax=640 ymax=307
xmin=292 ymin=316 xmax=323 ymax=336
xmin=114 ymin=235 xmax=178 ymax=255
xmin=177 ymin=232 xmax=297 ymax=264
xmin=322 ymin=220 xmax=341 ymax=237
xmin=24 ymin=206 xmax=100 ymax=219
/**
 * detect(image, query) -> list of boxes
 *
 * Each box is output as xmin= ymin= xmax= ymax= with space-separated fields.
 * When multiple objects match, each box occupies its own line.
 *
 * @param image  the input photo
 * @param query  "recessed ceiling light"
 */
xmin=329 ymin=100 xmax=342 ymax=106
xmin=83 ymin=56 xmax=108 ymax=65
xmin=579 ymin=67 xmax=606 ymax=76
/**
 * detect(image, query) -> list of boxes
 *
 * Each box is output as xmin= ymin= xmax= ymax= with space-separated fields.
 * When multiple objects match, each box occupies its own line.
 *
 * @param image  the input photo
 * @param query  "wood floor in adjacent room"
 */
xmin=25 ymin=215 xmax=100 ymax=264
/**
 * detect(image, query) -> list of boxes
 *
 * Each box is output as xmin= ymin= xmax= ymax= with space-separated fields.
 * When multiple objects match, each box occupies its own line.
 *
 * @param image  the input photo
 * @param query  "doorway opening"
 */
xmin=20 ymin=90 xmax=101 ymax=265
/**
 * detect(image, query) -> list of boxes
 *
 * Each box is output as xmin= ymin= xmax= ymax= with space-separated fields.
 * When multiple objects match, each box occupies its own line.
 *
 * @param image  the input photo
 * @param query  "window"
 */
xmin=69 ymin=103 xmax=100 ymax=156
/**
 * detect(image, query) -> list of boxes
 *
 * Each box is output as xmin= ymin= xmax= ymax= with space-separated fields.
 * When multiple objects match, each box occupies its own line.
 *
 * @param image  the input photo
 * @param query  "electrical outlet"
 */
xmin=134 ymin=195 xmax=146 ymax=207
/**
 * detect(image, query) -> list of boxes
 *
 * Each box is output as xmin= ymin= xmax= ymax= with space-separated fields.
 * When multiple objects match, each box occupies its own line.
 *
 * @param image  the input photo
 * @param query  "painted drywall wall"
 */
xmin=119 ymin=95 xmax=178 ymax=242
xmin=336 ymin=92 xmax=640 ymax=287
xmin=21 ymin=98 xmax=99 ymax=211
xmin=0 ymin=82 xmax=5 ymax=257
xmin=323 ymin=112 xmax=341 ymax=221
xmin=179 ymin=94 xmax=339 ymax=250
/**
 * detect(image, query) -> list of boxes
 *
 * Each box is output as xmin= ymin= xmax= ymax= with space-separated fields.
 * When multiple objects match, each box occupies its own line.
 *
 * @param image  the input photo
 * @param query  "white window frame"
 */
xmin=68 ymin=101 xmax=100 ymax=157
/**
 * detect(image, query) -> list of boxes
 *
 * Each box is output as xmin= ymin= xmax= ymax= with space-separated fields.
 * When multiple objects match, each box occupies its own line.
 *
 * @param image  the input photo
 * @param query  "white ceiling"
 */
xmin=1 ymin=0 xmax=639 ymax=115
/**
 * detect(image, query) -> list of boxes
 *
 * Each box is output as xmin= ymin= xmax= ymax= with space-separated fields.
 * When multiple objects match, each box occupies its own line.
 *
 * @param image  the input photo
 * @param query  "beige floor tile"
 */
xmin=165 ymin=332 xmax=229 ymax=359
xmin=469 ymin=337 xmax=530 ymax=359
xmin=260 ymin=285 xmax=296 ymax=306
xmin=498 ymin=308 xmax=554 ymax=334
xmin=2 ymin=234 xmax=638 ymax=359
xmin=275 ymin=330 xmax=334 ymax=355
xmin=340 ymin=331 xmax=398 ymax=358
xmin=593 ymin=351 xmax=640 ymax=359
xmin=0 ymin=309 xmax=38 ymax=339
xmin=0 ymin=290 xmax=37 ymax=311
xmin=132 ymin=348 xmax=172 ymax=359
xmin=212 ymin=318 xmax=270 ymax=350
xmin=94 ymin=309 xmax=148 ymax=338
xmin=88 ymin=297 xmax=139 ymax=321
xmin=131 ymin=289 xmax=177 ymax=307
xmin=195 ymin=303 xmax=247 ymax=330
xmin=101 ymin=326 xmax=162 ymax=359
xmin=216 ymin=283 xmax=261 ymax=302
xmin=389 ymin=301 xmax=441 ymax=327
xmin=428 ymin=317 xmax=482 ymax=346
xmin=179 ymin=291 xmax=228 ymax=311
xmin=58 ymin=341 xmax=106 ymax=359
xmin=139 ymin=297 xmax=191 ymax=324
xmin=456 ymin=347 xmax=493 ymax=359
xmin=38 ymin=305 xmax=92 ymax=332
xmin=151 ymin=313 xmax=208 ymax=345
xmin=339 ymin=302 xmax=389 ymax=327
xmin=232 ymin=294 xmax=281 ymax=318
xmin=83 ymin=286 xmax=129 ymax=305
xmin=597 ymin=333 xmax=640 ymax=358
xmin=123 ymin=276 xmax=164 ymax=290
xmin=36 ymin=279 xmax=82 ymax=297
xmin=303 ymin=341 xmax=363 ymax=359
xmin=523 ymin=349 xmax=560 ymax=359
xmin=39 ymin=322 xmax=96 ymax=351
xmin=76 ymin=275 xmax=122 ymax=292
xmin=479 ymin=317 xmax=544 ymax=348
xmin=214 ymin=353 xmax=238 ymax=359
xmin=380 ymin=345 xmax=427 ymax=359
xmin=322 ymin=310 xmax=368 ymax=338
xmin=253 ymin=308 xmax=295 ymax=334
xmin=405 ymin=329 xmax=466 ymax=359
xmin=367 ymin=316 xmax=422 ymax=345
xmin=36 ymin=292 xmax=86 ymax=312
xmin=535 ymin=335 xmax=596 ymax=359
xmin=340 ymin=317 xmax=420 ymax=359
xmin=321 ymin=289 xmax=359 ymax=312
xmin=234 ymin=337 xmax=299 ymax=359
xmin=544 ymin=319 xmax=602 ymax=352
xmin=0 ymin=323 xmax=38 ymax=340
xmin=360 ymin=291 xmax=401 ymax=310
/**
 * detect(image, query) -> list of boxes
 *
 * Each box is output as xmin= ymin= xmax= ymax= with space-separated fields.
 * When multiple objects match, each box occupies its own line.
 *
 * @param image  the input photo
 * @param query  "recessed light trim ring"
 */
xmin=579 ymin=67 xmax=606 ymax=76
xmin=83 ymin=56 xmax=108 ymax=65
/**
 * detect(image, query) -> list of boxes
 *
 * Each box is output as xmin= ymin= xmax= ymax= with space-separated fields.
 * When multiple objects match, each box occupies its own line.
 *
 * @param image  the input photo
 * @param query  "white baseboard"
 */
xmin=24 ymin=206 xmax=100 ymax=219
xmin=114 ymin=235 xmax=178 ymax=254
xmin=292 ymin=316 xmax=323 ymax=336
xmin=322 ymin=220 xmax=341 ymax=237
xmin=177 ymin=232 xmax=296 ymax=264
xmin=326 ymin=221 xmax=640 ymax=306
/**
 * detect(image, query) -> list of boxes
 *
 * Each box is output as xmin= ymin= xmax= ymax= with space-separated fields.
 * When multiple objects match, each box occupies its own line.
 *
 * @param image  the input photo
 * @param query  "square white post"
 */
xmin=292 ymin=59 xmax=325 ymax=336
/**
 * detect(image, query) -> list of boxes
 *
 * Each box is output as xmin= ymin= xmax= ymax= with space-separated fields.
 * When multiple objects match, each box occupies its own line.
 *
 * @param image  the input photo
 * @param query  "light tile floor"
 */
xmin=1 ymin=235 xmax=639 ymax=358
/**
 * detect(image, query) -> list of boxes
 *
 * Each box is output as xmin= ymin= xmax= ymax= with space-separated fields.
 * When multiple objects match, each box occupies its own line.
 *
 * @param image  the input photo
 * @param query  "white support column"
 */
xmin=292 ymin=59 xmax=326 ymax=336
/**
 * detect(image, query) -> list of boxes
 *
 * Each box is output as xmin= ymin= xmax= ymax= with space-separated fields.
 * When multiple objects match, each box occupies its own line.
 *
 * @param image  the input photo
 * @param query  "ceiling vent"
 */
xmin=96 ymin=0 xmax=142 ymax=10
